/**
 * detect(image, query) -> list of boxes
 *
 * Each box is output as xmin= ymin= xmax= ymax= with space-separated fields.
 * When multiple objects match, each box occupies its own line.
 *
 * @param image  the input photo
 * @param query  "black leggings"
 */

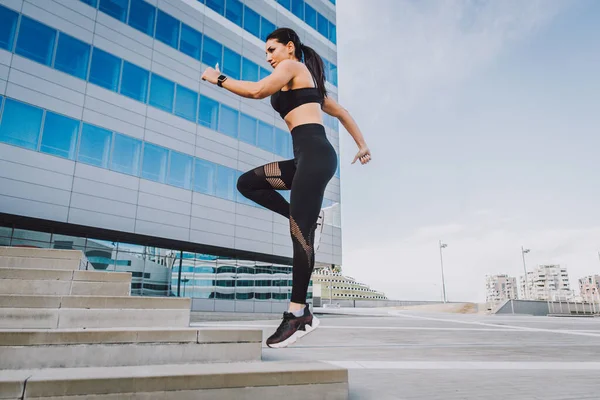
xmin=237 ymin=123 xmax=338 ymax=304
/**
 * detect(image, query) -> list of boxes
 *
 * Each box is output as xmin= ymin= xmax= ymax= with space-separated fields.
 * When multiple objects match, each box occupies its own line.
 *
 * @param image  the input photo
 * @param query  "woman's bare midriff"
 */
xmin=283 ymin=102 xmax=324 ymax=131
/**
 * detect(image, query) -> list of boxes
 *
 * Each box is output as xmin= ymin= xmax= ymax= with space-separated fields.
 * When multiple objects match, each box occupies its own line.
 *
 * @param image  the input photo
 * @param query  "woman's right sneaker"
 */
xmin=266 ymin=305 xmax=320 ymax=348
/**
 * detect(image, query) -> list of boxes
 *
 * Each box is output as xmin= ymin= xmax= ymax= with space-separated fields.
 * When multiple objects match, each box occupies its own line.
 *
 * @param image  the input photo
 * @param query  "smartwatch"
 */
xmin=217 ymin=75 xmax=228 ymax=87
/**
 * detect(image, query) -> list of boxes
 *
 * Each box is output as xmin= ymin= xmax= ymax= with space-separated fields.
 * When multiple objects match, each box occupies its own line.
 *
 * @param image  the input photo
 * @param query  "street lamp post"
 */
xmin=439 ymin=240 xmax=448 ymax=303
xmin=521 ymin=246 xmax=530 ymax=300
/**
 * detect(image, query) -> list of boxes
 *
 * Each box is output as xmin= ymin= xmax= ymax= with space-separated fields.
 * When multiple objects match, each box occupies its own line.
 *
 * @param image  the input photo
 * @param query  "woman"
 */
xmin=201 ymin=28 xmax=370 ymax=348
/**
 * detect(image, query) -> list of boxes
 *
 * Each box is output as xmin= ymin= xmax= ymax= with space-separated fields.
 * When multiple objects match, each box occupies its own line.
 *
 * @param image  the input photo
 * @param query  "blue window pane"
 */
xmin=80 ymin=0 xmax=98 ymax=7
xmin=128 ymin=0 xmax=156 ymax=35
xmin=149 ymin=74 xmax=174 ymax=112
xmin=317 ymin=13 xmax=329 ymax=38
xmin=259 ymin=67 xmax=270 ymax=80
xmin=0 ymin=5 xmax=18 ymax=52
xmin=78 ymin=124 xmax=112 ymax=168
xmin=243 ymin=6 xmax=260 ymax=38
xmin=218 ymin=105 xmax=238 ymax=138
xmin=260 ymin=18 xmax=275 ymax=42
xmin=277 ymin=0 xmax=291 ymax=9
xmin=0 ymin=99 xmax=43 ymax=150
xmin=111 ymin=134 xmax=142 ymax=176
xmin=205 ymin=0 xmax=224 ymax=15
xmin=141 ymin=143 xmax=168 ymax=183
xmin=198 ymin=95 xmax=219 ymax=129
xmin=174 ymin=85 xmax=198 ymax=122
xmin=156 ymin=10 xmax=179 ymax=48
xmin=202 ymin=36 xmax=222 ymax=68
xmin=291 ymin=0 xmax=304 ymax=20
xmin=89 ymin=48 xmax=121 ymax=91
xmin=257 ymin=121 xmax=273 ymax=153
xmin=180 ymin=24 xmax=202 ymax=61
xmin=168 ymin=151 xmax=193 ymax=189
xmin=40 ymin=112 xmax=79 ymax=159
xmin=194 ymin=159 xmax=215 ymax=195
xmin=15 ymin=17 xmax=56 ymax=66
xmin=239 ymin=113 xmax=256 ymax=146
xmin=120 ymin=61 xmax=149 ymax=102
xmin=329 ymin=22 xmax=337 ymax=44
xmin=330 ymin=63 xmax=338 ymax=86
xmin=215 ymin=165 xmax=235 ymax=201
xmin=274 ymin=128 xmax=290 ymax=158
xmin=225 ymin=0 xmax=243 ymax=27
xmin=305 ymin=4 xmax=316 ymax=30
xmin=241 ymin=59 xmax=258 ymax=81
xmin=99 ymin=0 xmax=128 ymax=22
xmin=54 ymin=33 xmax=90 ymax=80
xmin=223 ymin=48 xmax=241 ymax=80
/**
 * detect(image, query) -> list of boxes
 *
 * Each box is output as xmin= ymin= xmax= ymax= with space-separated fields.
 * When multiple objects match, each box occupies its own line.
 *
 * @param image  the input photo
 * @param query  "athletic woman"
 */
xmin=201 ymin=27 xmax=370 ymax=348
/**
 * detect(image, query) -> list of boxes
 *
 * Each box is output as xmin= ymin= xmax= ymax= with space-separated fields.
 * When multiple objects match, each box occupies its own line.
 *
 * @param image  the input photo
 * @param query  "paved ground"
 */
xmin=192 ymin=308 xmax=600 ymax=399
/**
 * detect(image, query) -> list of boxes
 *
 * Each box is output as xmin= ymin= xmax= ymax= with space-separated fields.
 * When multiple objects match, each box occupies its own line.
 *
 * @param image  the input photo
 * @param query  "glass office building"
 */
xmin=0 ymin=0 xmax=341 ymax=312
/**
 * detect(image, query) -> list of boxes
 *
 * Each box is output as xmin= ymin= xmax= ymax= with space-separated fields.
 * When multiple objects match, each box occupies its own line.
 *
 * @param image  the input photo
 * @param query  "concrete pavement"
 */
xmin=192 ymin=308 xmax=600 ymax=399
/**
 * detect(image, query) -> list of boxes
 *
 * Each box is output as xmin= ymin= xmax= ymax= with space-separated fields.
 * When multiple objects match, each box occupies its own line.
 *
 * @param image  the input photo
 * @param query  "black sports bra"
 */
xmin=270 ymin=87 xmax=324 ymax=119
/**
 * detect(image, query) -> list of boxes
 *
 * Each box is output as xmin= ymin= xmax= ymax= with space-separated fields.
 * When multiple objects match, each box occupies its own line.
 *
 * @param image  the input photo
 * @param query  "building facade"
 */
xmin=519 ymin=265 xmax=573 ymax=301
xmin=579 ymin=275 xmax=600 ymax=303
xmin=312 ymin=266 xmax=387 ymax=305
xmin=0 ymin=0 xmax=341 ymax=313
xmin=485 ymin=274 xmax=518 ymax=304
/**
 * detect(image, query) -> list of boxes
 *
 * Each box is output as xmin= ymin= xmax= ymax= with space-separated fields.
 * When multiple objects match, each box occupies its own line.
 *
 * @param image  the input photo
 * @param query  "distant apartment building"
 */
xmin=579 ymin=275 xmax=600 ymax=303
xmin=485 ymin=274 xmax=518 ymax=303
xmin=519 ymin=265 xmax=573 ymax=301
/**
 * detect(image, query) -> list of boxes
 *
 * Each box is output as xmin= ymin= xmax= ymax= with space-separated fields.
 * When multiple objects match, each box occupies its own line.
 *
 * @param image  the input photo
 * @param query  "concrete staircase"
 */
xmin=0 ymin=247 xmax=348 ymax=399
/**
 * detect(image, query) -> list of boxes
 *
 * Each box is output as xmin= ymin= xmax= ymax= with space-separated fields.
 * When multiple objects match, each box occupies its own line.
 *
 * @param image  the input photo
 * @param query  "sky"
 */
xmin=334 ymin=0 xmax=600 ymax=302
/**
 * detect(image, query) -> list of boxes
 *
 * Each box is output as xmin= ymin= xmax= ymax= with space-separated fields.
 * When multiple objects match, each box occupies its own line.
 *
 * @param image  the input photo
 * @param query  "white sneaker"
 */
xmin=314 ymin=209 xmax=325 ymax=251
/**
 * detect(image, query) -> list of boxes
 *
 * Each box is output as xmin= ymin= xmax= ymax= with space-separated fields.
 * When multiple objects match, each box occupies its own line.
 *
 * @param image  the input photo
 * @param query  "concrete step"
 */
xmin=0 ymin=295 xmax=191 ymax=329
xmin=0 ymin=268 xmax=131 ymax=296
xmin=0 ymin=361 xmax=348 ymax=399
xmin=0 ymin=327 xmax=262 ymax=369
xmin=0 ymin=247 xmax=84 ymax=270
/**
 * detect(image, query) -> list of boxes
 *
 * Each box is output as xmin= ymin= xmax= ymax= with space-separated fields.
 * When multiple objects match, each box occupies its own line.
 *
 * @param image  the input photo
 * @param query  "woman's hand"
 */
xmin=201 ymin=63 xmax=220 ymax=85
xmin=352 ymin=146 xmax=371 ymax=165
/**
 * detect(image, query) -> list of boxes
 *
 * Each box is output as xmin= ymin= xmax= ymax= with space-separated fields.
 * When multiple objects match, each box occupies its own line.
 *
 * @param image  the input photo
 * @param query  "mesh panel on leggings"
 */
xmin=256 ymin=162 xmax=288 ymax=190
xmin=290 ymin=216 xmax=315 ymax=268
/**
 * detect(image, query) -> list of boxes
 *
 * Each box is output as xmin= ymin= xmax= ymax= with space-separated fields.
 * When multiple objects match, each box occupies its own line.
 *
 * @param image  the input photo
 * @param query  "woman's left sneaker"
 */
xmin=266 ymin=305 xmax=320 ymax=348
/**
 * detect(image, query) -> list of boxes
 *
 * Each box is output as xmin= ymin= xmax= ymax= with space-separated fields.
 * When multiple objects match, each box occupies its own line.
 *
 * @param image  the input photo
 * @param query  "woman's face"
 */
xmin=265 ymin=39 xmax=295 ymax=69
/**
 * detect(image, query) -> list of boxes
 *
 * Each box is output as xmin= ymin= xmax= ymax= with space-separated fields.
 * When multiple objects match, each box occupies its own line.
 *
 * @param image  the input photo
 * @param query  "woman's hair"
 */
xmin=266 ymin=27 xmax=327 ymax=98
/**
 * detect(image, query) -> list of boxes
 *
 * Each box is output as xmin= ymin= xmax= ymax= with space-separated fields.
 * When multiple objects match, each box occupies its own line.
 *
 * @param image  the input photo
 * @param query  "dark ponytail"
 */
xmin=266 ymin=28 xmax=328 ymax=99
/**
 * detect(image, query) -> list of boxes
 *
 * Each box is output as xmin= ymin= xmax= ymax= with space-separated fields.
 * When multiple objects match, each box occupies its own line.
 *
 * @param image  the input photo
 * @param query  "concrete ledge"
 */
xmin=0 ymin=269 xmax=131 ymax=283
xmin=0 ymin=328 xmax=263 ymax=369
xmin=0 ymin=328 xmax=261 ymax=346
xmin=0 ymin=308 xmax=190 ymax=329
xmin=59 ymin=296 xmax=190 ymax=309
xmin=0 ymin=280 xmax=71 ymax=296
xmin=0 ymin=248 xmax=83 ymax=260
xmin=0 ymin=280 xmax=129 ymax=297
xmin=0 ymin=370 xmax=29 ymax=399
xmin=0 ymin=296 xmax=62 ymax=308
xmin=70 ymin=282 xmax=130 ymax=296
xmin=72 ymin=271 xmax=131 ymax=282
xmin=0 ymin=308 xmax=59 ymax=329
xmin=23 ymin=383 xmax=348 ymax=399
xmin=0 ymin=257 xmax=80 ymax=270
xmin=0 ymin=295 xmax=190 ymax=309
xmin=11 ymin=362 xmax=348 ymax=398
xmin=0 ymin=269 xmax=73 ymax=280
